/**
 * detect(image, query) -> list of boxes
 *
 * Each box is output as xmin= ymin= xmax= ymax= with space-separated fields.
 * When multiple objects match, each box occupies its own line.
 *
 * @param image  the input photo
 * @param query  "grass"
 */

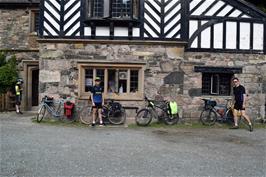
xmin=32 ymin=117 xmax=266 ymax=129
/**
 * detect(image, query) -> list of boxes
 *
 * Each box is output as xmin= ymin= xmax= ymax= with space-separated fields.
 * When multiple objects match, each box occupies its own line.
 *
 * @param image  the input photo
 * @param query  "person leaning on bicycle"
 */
xmin=230 ymin=77 xmax=253 ymax=131
xmin=91 ymin=77 xmax=105 ymax=127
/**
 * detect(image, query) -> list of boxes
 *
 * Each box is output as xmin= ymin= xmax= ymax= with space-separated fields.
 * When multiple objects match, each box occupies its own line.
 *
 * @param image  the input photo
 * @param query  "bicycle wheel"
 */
xmin=164 ymin=113 xmax=179 ymax=125
xmin=135 ymin=108 xmax=153 ymax=126
xmin=108 ymin=107 xmax=126 ymax=125
xmin=200 ymin=109 xmax=217 ymax=126
xmin=37 ymin=105 xmax=46 ymax=123
xmin=79 ymin=106 xmax=93 ymax=125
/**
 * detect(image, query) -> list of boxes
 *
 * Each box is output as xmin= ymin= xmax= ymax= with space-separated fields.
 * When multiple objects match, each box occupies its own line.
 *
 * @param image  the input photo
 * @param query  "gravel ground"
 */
xmin=0 ymin=112 xmax=265 ymax=177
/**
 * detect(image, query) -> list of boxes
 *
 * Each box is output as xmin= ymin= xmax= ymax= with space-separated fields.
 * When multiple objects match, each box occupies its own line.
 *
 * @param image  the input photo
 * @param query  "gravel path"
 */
xmin=0 ymin=112 xmax=265 ymax=177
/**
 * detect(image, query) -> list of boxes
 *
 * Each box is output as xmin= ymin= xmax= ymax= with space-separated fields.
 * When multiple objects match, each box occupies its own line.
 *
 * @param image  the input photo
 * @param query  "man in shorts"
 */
xmin=231 ymin=77 xmax=253 ymax=131
xmin=91 ymin=77 xmax=104 ymax=127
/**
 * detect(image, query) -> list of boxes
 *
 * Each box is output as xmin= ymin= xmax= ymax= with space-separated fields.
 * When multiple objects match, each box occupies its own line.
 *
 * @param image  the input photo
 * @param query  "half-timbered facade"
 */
xmin=1 ymin=0 xmax=265 ymax=119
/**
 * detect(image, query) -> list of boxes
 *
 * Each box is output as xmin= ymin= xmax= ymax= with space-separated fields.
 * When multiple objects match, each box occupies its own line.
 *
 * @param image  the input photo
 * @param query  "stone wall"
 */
xmin=184 ymin=52 xmax=266 ymax=120
xmin=38 ymin=42 xmax=185 ymax=117
xmin=0 ymin=9 xmax=38 ymax=49
xmin=39 ymin=42 xmax=266 ymax=120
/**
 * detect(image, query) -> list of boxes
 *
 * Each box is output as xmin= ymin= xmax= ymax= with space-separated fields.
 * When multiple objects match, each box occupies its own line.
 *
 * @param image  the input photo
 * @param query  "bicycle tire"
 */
xmin=135 ymin=108 xmax=153 ymax=126
xmin=108 ymin=107 xmax=126 ymax=125
xmin=37 ymin=105 xmax=46 ymax=123
xmin=79 ymin=106 xmax=93 ymax=125
xmin=200 ymin=109 xmax=217 ymax=126
xmin=164 ymin=113 xmax=179 ymax=125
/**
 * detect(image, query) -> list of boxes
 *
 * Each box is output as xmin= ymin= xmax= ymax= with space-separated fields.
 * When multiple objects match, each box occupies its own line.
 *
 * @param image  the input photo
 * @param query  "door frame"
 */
xmin=22 ymin=60 xmax=39 ymax=111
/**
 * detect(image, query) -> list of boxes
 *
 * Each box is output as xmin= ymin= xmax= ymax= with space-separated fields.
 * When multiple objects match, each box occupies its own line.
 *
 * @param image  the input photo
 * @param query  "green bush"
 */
xmin=0 ymin=53 xmax=18 ymax=94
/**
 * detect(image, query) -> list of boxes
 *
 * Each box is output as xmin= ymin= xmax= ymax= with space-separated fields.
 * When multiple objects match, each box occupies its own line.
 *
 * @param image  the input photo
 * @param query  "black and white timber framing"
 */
xmin=39 ymin=0 xmax=266 ymax=54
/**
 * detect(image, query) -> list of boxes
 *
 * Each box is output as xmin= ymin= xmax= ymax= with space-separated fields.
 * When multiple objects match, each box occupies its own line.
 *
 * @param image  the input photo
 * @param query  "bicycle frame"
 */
xmin=40 ymin=99 xmax=64 ymax=118
xmin=146 ymin=98 xmax=169 ymax=120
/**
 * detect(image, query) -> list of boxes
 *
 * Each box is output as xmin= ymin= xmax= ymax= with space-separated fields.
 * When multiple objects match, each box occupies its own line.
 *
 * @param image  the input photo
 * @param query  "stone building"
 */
xmin=1 ymin=0 xmax=265 ymax=120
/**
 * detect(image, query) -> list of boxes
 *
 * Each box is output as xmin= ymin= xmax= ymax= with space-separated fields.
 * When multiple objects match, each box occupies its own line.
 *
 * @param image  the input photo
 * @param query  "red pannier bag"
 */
xmin=64 ymin=101 xmax=75 ymax=118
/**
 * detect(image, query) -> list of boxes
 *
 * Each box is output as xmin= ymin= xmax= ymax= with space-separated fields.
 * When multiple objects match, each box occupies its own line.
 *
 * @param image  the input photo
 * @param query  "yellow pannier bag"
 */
xmin=168 ymin=101 xmax=179 ymax=115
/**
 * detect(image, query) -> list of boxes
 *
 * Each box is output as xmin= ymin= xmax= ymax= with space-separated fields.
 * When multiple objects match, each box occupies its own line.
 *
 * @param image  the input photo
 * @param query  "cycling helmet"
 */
xmin=16 ymin=78 xmax=24 ymax=85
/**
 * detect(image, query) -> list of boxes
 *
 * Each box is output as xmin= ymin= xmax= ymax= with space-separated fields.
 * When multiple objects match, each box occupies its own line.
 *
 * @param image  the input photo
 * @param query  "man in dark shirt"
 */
xmin=231 ymin=77 xmax=253 ymax=131
xmin=91 ymin=77 xmax=104 ymax=127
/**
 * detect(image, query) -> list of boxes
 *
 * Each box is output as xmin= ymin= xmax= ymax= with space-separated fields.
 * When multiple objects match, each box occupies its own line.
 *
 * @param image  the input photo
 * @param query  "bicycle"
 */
xmin=135 ymin=96 xmax=180 ymax=126
xmin=36 ymin=96 xmax=75 ymax=123
xmin=200 ymin=98 xmax=234 ymax=126
xmin=79 ymin=99 xmax=126 ymax=125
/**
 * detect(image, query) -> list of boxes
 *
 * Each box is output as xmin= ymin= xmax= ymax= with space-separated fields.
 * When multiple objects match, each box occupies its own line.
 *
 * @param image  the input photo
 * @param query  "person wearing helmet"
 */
xmin=15 ymin=79 xmax=23 ymax=114
xmin=90 ymin=77 xmax=104 ymax=127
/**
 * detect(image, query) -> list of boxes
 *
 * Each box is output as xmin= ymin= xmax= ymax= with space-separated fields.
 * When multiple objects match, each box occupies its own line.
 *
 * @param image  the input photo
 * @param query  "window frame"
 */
xmin=85 ymin=0 xmax=140 ymax=26
xmin=29 ymin=10 xmax=40 ymax=35
xmin=78 ymin=62 xmax=145 ymax=100
xmin=202 ymin=73 xmax=233 ymax=96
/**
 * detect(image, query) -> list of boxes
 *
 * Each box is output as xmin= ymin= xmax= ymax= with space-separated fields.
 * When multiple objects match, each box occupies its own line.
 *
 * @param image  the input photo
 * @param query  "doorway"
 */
xmin=22 ymin=61 xmax=39 ymax=111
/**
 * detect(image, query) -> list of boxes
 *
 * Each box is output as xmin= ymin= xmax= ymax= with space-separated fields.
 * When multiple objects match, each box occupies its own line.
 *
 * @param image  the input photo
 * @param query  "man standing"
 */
xmin=231 ymin=77 xmax=253 ymax=131
xmin=15 ymin=78 xmax=23 ymax=114
xmin=91 ymin=77 xmax=104 ymax=127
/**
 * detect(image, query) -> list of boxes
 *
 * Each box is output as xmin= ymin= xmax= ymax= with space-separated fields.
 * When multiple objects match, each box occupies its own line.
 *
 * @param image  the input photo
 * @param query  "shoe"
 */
xmin=19 ymin=111 xmax=23 ymax=114
xmin=230 ymin=125 xmax=239 ymax=129
xmin=249 ymin=124 xmax=253 ymax=132
xmin=91 ymin=123 xmax=95 ymax=127
xmin=99 ymin=123 xmax=105 ymax=127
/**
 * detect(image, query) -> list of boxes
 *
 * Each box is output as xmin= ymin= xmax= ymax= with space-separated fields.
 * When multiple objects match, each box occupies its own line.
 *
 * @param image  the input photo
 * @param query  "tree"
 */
xmin=245 ymin=0 xmax=266 ymax=13
xmin=0 ymin=53 xmax=18 ymax=94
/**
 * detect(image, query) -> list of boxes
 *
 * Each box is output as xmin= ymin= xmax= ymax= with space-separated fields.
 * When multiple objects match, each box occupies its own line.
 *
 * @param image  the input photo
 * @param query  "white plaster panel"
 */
xmin=40 ymin=70 xmax=60 ymax=83
xmin=44 ymin=1 xmax=60 ymax=20
xmin=242 ymin=15 xmax=251 ymax=18
xmin=217 ymin=5 xmax=233 ymax=17
xmin=64 ymin=12 xmax=80 ymax=31
xmin=144 ymin=13 xmax=160 ymax=32
xmin=44 ymin=21 xmax=57 ymax=36
xmin=213 ymin=23 xmax=223 ymax=49
xmin=205 ymin=1 xmax=225 ymax=16
xmin=44 ymin=12 xmax=60 ymax=30
xmin=229 ymin=9 xmax=242 ymax=17
xmin=253 ymin=23 xmax=264 ymax=50
xmin=226 ymin=22 xmax=237 ymax=49
xmin=64 ymin=1 xmax=81 ymax=20
xmin=239 ymin=23 xmax=250 ymax=50
xmin=190 ymin=20 xmax=198 ymax=48
xmin=190 ymin=0 xmax=201 ymax=11
xmin=144 ymin=23 xmax=158 ymax=38
xmin=96 ymin=27 xmax=110 ymax=36
xmin=165 ymin=0 xmax=179 ymax=12
xmin=84 ymin=27 xmax=91 ymax=36
xmin=166 ymin=24 xmax=181 ymax=38
xmin=114 ymin=27 xmax=128 ymax=37
xmin=49 ymin=0 xmax=60 ymax=10
xmin=144 ymin=3 xmax=161 ymax=22
xmin=165 ymin=4 xmax=181 ymax=22
xmin=165 ymin=14 xmax=181 ymax=33
xmin=189 ymin=20 xmax=198 ymax=38
xmin=147 ymin=0 xmax=161 ymax=12
xmin=65 ymin=22 xmax=80 ymax=36
xmin=133 ymin=28 xmax=140 ymax=37
xmin=192 ymin=0 xmax=215 ymax=16
xmin=201 ymin=26 xmax=211 ymax=48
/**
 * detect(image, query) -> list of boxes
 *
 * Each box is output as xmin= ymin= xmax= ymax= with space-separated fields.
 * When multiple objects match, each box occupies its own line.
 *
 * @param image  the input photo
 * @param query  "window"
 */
xmin=87 ymin=0 xmax=139 ymax=19
xmin=30 ymin=10 xmax=39 ymax=34
xmin=202 ymin=73 xmax=233 ymax=96
xmin=79 ymin=63 xmax=144 ymax=100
